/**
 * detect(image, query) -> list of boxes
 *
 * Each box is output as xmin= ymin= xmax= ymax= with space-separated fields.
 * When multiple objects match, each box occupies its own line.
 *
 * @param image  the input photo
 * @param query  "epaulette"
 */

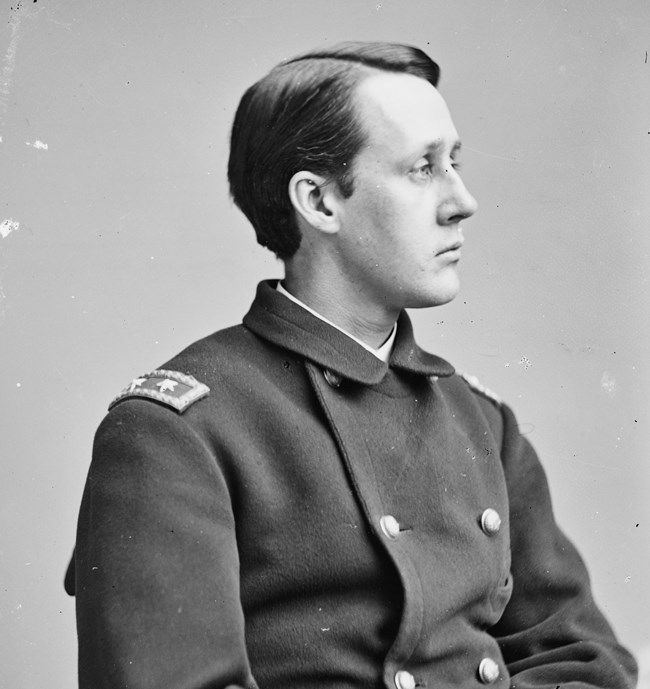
xmin=460 ymin=372 xmax=502 ymax=406
xmin=109 ymin=369 xmax=210 ymax=413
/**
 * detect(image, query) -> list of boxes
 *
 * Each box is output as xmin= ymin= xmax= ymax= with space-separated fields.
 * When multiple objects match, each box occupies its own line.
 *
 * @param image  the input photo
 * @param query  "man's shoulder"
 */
xmin=106 ymin=322 xmax=273 ymax=417
xmin=437 ymin=370 xmax=501 ymax=405
xmin=455 ymin=372 xmax=502 ymax=407
xmin=437 ymin=370 xmax=506 ymax=435
xmin=167 ymin=322 xmax=261 ymax=376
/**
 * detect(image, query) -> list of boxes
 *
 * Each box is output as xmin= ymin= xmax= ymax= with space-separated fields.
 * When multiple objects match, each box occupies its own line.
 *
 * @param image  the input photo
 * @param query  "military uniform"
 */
xmin=67 ymin=280 xmax=637 ymax=689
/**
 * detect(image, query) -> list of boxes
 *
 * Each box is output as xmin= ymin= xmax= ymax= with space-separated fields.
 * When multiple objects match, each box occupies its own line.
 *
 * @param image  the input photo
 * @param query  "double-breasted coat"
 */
xmin=66 ymin=280 xmax=637 ymax=689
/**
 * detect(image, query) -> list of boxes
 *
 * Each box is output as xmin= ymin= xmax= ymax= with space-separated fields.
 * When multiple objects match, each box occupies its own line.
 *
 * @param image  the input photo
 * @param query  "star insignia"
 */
xmin=156 ymin=379 xmax=178 ymax=393
xmin=109 ymin=370 xmax=210 ymax=413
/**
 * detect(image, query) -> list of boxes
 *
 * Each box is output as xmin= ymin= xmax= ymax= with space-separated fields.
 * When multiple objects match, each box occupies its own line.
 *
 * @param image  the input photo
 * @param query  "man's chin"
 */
xmin=405 ymin=281 xmax=460 ymax=310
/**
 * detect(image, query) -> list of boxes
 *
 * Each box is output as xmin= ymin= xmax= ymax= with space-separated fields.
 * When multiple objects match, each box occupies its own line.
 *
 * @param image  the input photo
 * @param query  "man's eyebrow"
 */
xmin=401 ymin=139 xmax=462 ymax=167
xmin=418 ymin=139 xmax=463 ymax=155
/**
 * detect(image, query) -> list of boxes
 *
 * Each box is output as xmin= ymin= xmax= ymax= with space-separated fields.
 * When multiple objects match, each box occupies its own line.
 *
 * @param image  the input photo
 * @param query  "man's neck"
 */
xmin=282 ymin=273 xmax=398 ymax=350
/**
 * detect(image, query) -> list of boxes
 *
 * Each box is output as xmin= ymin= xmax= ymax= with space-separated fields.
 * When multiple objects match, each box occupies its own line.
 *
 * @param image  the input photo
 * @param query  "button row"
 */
xmin=379 ymin=508 xmax=501 ymax=542
xmin=394 ymin=657 xmax=500 ymax=688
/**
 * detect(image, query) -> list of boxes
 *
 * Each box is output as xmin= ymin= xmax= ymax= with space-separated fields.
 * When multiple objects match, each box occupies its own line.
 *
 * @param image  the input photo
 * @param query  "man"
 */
xmin=66 ymin=42 xmax=637 ymax=688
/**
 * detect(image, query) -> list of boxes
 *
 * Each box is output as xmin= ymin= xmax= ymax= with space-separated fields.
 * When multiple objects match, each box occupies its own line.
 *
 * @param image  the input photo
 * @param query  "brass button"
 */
xmin=323 ymin=369 xmax=342 ymax=388
xmin=380 ymin=515 xmax=400 ymax=540
xmin=480 ymin=508 xmax=501 ymax=536
xmin=478 ymin=657 xmax=500 ymax=684
xmin=394 ymin=670 xmax=416 ymax=689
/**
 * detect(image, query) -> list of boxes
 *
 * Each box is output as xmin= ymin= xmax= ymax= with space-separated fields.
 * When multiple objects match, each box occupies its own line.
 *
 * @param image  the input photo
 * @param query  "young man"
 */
xmin=66 ymin=42 xmax=637 ymax=689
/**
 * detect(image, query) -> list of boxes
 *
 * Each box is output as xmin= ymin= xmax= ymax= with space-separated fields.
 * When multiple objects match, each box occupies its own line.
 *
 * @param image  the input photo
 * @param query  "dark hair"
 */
xmin=227 ymin=42 xmax=440 ymax=259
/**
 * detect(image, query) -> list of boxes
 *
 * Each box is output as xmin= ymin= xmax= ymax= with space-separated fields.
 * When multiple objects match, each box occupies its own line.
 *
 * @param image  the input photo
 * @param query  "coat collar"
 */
xmin=243 ymin=280 xmax=455 ymax=385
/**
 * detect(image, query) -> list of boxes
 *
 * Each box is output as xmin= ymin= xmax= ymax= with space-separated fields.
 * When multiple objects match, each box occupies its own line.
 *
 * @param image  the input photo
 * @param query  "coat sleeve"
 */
xmin=73 ymin=399 xmax=257 ymax=689
xmin=490 ymin=402 xmax=637 ymax=688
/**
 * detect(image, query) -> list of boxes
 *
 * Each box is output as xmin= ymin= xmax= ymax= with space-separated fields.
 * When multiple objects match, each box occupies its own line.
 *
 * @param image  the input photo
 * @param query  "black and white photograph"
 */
xmin=1 ymin=2 xmax=648 ymax=687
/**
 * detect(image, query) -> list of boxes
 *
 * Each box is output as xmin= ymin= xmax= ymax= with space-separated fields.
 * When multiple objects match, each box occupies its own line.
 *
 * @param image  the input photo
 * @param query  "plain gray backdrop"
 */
xmin=1 ymin=1 xmax=648 ymax=687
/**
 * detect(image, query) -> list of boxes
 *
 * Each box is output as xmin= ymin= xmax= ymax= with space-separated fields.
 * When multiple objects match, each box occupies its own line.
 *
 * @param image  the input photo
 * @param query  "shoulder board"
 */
xmin=460 ymin=372 xmax=502 ymax=406
xmin=109 ymin=369 xmax=210 ymax=414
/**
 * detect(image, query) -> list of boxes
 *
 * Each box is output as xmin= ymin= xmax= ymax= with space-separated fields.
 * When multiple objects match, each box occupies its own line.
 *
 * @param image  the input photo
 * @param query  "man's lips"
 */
xmin=436 ymin=238 xmax=464 ymax=256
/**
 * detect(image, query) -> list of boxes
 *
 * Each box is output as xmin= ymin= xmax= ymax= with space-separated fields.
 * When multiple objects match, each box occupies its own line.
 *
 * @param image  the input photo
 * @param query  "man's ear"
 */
xmin=288 ymin=171 xmax=341 ymax=235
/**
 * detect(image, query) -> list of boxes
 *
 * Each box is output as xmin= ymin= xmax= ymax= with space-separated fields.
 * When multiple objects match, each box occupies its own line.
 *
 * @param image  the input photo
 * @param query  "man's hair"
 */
xmin=227 ymin=41 xmax=440 ymax=259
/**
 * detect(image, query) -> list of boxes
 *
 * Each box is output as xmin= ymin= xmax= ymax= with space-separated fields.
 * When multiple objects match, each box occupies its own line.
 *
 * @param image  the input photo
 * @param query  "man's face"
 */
xmin=332 ymin=71 xmax=477 ymax=313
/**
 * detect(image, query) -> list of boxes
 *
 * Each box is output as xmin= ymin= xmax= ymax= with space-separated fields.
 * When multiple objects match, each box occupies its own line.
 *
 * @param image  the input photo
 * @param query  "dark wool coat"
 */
xmin=67 ymin=280 xmax=637 ymax=689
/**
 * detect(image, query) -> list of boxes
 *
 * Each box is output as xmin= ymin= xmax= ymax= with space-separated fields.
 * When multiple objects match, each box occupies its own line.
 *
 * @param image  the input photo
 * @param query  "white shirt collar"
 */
xmin=276 ymin=281 xmax=396 ymax=363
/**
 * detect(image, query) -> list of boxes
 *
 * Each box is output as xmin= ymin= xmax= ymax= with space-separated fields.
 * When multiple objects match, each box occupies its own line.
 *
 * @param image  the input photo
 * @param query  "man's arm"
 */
xmin=73 ymin=399 xmax=255 ymax=689
xmin=491 ymin=402 xmax=637 ymax=688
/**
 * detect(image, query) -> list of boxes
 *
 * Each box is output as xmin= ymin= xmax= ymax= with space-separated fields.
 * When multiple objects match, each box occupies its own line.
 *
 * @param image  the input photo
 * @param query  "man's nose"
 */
xmin=438 ymin=174 xmax=478 ymax=225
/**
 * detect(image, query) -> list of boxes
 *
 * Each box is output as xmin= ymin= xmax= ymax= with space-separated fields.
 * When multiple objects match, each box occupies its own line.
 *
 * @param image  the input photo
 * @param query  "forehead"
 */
xmin=353 ymin=72 xmax=458 ymax=156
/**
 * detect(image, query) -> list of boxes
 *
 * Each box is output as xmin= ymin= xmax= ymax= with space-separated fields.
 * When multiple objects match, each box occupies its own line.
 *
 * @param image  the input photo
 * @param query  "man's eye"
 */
xmin=411 ymin=164 xmax=433 ymax=179
xmin=450 ymin=160 xmax=462 ymax=171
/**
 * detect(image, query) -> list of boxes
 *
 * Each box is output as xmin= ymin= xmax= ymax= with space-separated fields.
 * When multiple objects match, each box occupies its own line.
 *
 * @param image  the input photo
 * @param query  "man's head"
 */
xmin=228 ymin=42 xmax=441 ymax=260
